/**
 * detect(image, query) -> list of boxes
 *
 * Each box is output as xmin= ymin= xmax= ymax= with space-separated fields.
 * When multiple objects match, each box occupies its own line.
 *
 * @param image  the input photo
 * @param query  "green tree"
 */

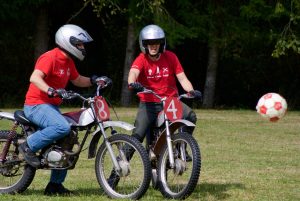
xmin=88 ymin=0 xmax=171 ymax=106
xmin=272 ymin=0 xmax=300 ymax=57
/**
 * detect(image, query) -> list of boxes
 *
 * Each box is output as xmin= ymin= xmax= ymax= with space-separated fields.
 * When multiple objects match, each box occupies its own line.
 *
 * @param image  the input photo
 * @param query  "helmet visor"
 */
xmin=143 ymin=39 xmax=164 ymax=46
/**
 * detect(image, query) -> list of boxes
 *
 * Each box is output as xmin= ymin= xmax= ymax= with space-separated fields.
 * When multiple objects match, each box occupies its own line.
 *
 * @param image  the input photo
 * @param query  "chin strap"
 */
xmin=148 ymin=53 xmax=161 ymax=60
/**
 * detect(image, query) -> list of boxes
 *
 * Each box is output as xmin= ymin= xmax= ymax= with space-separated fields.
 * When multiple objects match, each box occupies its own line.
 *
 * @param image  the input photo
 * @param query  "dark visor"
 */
xmin=143 ymin=39 xmax=164 ymax=45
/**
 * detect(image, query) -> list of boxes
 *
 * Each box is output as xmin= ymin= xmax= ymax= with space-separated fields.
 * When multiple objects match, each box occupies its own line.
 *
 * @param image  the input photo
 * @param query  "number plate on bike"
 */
xmin=164 ymin=97 xmax=183 ymax=121
xmin=94 ymin=96 xmax=110 ymax=121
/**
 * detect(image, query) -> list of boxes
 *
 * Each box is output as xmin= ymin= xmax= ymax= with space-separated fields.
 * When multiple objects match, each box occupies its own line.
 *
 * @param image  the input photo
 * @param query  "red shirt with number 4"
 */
xmin=131 ymin=50 xmax=184 ymax=102
xmin=25 ymin=48 xmax=79 ymax=106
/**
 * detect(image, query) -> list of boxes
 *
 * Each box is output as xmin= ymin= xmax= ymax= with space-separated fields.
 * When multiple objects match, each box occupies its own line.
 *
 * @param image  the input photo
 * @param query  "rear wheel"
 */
xmin=157 ymin=133 xmax=201 ymax=199
xmin=95 ymin=134 xmax=151 ymax=199
xmin=0 ymin=130 xmax=36 ymax=194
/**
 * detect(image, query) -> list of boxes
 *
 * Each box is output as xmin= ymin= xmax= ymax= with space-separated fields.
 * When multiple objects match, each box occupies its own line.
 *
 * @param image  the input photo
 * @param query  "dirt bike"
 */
xmin=0 ymin=84 xmax=151 ymax=199
xmin=137 ymin=87 xmax=201 ymax=199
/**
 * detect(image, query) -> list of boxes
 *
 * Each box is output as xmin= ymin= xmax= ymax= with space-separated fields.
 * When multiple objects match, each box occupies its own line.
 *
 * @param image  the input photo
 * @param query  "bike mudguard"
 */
xmin=103 ymin=121 xmax=135 ymax=131
xmin=153 ymin=119 xmax=195 ymax=155
xmin=88 ymin=121 xmax=135 ymax=159
xmin=0 ymin=111 xmax=15 ymax=121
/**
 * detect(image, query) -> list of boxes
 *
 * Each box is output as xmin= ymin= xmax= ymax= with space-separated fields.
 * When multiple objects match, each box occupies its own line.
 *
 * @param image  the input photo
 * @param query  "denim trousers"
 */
xmin=24 ymin=104 xmax=71 ymax=184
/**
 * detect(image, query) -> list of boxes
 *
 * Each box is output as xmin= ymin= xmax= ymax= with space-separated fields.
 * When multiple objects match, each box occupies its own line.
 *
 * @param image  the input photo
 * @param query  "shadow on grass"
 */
xmin=187 ymin=182 xmax=246 ymax=200
xmin=23 ymin=187 xmax=106 ymax=196
xmin=22 ymin=182 xmax=245 ymax=200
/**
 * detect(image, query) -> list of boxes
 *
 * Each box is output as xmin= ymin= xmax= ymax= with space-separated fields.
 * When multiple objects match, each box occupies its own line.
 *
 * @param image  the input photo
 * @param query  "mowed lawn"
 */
xmin=0 ymin=108 xmax=299 ymax=201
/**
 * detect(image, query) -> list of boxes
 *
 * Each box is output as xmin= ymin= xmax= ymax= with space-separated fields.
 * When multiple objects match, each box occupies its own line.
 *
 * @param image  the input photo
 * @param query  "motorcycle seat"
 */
xmin=14 ymin=110 xmax=34 ymax=126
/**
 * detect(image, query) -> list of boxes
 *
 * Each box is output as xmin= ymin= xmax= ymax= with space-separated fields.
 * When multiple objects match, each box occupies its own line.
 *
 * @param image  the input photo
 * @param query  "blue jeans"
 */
xmin=24 ymin=104 xmax=71 ymax=184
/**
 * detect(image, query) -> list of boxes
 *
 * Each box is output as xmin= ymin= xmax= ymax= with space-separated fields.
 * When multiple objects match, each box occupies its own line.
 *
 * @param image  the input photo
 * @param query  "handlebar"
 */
xmin=59 ymin=82 xmax=109 ymax=102
xmin=62 ymin=91 xmax=88 ymax=102
xmin=137 ymin=87 xmax=201 ymax=101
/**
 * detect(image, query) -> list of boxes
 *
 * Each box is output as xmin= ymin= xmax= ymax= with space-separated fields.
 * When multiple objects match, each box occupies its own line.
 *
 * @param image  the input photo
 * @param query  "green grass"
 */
xmin=0 ymin=108 xmax=299 ymax=201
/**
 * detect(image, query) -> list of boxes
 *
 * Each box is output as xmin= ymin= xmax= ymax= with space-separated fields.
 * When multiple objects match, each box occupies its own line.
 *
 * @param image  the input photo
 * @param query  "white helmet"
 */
xmin=55 ymin=24 xmax=93 ymax=61
xmin=139 ymin=24 xmax=166 ymax=54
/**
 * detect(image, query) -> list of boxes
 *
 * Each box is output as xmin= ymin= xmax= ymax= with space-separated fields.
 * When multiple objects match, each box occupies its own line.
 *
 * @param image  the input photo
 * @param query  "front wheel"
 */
xmin=95 ymin=134 xmax=151 ymax=199
xmin=157 ymin=132 xmax=201 ymax=199
xmin=0 ymin=130 xmax=36 ymax=194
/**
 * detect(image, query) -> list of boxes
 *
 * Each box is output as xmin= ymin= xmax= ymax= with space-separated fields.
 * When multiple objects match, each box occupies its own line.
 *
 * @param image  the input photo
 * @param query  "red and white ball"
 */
xmin=256 ymin=93 xmax=287 ymax=122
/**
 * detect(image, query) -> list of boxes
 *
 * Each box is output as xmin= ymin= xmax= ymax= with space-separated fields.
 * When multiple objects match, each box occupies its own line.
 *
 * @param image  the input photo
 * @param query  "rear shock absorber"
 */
xmin=0 ymin=122 xmax=18 ymax=162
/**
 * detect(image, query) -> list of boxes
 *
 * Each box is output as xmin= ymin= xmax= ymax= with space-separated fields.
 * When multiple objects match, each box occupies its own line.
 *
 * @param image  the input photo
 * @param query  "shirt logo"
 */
xmin=162 ymin=67 xmax=169 ymax=77
xmin=146 ymin=66 xmax=169 ymax=79
xmin=59 ymin=69 xmax=65 ymax=76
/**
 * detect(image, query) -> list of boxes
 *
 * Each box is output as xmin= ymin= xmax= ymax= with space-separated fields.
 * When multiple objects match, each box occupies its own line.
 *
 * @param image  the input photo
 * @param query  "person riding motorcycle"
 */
xmin=19 ymin=24 xmax=111 ymax=196
xmin=107 ymin=24 xmax=201 ymax=189
xmin=128 ymin=24 xmax=201 ymax=145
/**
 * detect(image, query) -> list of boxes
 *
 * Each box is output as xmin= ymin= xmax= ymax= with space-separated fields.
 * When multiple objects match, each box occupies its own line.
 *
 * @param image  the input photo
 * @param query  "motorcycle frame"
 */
xmin=0 ymin=93 xmax=135 ymax=171
xmin=143 ymin=90 xmax=196 ymax=168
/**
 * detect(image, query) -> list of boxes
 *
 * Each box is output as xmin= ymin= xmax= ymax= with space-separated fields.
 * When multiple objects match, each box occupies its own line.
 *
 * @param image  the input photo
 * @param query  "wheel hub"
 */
xmin=118 ymin=160 xmax=130 ymax=177
xmin=174 ymin=158 xmax=186 ymax=175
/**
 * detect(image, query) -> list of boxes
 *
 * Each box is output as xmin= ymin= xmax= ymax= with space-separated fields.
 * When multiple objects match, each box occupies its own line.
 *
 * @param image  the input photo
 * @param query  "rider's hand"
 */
xmin=47 ymin=87 xmax=56 ymax=98
xmin=128 ymin=82 xmax=144 ymax=93
xmin=188 ymin=90 xmax=202 ymax=100
xmin=55 ymin=88 xmax=70 ymax=99
xmin=90 ymin=75 xmax=112 ymax=87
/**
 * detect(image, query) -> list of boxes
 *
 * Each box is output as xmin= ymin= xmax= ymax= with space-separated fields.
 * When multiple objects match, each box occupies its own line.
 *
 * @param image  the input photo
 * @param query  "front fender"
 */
xmin=88 ymin=120 xmax=135 ymax=159
xmin=103 ymin=121 xmax=135 ymax=131
xmin=88 ymin=129 xmax=101 ymax=159
xmin=153 ymin=119 xmax=195 ymax=155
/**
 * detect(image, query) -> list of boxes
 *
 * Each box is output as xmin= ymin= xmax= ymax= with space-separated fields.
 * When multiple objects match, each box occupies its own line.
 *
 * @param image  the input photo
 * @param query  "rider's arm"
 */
xmin=71 ymin=75 xmax=93 ymax=87
xmin=176 ymin=72 xmax=194 ymax=93
xmin=128 ymin=68 xmax=140 ymax=84
xmin=29 ymin=69 xmax=51 ymax=93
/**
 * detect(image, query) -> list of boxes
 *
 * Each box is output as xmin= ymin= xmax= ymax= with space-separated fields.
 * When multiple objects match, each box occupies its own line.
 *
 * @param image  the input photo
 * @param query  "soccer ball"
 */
xmin=256 ymin=93 xmax=287 ymax=122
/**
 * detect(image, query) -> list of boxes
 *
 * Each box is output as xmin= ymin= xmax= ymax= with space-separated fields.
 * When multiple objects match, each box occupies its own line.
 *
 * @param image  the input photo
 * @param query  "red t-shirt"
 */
xmin=25 ymin=48 xmax=79 ymax=105
xmin=131 ymin=50 xmax=184 ymax=102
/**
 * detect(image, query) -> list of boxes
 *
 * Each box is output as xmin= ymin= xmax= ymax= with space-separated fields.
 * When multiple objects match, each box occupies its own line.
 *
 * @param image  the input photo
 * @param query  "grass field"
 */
xmin=0 ymin=108 xmax=299 ymax=201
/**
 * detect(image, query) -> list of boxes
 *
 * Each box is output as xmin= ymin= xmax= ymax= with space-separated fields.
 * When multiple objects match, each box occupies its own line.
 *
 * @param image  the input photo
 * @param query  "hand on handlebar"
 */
xmin=90 ymin=75 xmax=112 ymax=88
xmin=188 ymin=90 xmax=202 ymax=100
xmin=47 ymin=88 xmax=70 ymax=99
xmin=128 ymin=82 xmax=144 ymax=93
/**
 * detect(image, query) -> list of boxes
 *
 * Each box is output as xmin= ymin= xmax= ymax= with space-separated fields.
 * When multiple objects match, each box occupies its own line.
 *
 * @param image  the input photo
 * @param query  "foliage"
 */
xmin=86 ymin=0 xmax=197 ymax=48
xmin=1 ymin=0 xmax=300 ymax=108
xmin=272 ymin=0 xmax=300 ymax=57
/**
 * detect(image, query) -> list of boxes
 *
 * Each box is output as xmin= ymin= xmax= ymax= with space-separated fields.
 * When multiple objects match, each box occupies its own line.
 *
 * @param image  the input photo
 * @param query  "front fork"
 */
xmin=90 ymin=102 xmax=122 ymax=174
xmin=98 ymin=124 xmax=121 ymax=173
xmin=0 ymin=122 xmax=18 ymax=162
xmin=165 ymin=119 xmax=175 ymax=168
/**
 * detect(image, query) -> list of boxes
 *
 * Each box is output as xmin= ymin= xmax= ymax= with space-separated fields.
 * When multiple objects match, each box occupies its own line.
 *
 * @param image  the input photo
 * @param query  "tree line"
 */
xmin=0 ymin=0 xmax=299 ymax=109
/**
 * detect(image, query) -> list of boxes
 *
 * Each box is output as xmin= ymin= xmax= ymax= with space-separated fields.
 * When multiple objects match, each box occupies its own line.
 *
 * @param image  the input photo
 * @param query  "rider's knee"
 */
xmin=132 ymin=133 xmax=144 ymax=143
xmin=56 ymin=123 xmax=71 ymax=136
xmin=188 ymin=110 xmax=197 ymax=124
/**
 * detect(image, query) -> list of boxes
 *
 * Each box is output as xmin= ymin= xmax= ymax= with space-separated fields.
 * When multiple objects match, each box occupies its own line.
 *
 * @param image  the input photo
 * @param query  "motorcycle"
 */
xmin=136 ymin=87 xmax=201 ymax=199
xmin=0 ymin=84 xmax=151 ymax=199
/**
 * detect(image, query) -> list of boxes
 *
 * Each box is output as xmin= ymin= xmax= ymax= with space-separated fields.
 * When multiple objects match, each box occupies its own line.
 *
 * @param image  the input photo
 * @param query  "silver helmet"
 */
xmin=55 ymin=24 xmax=93 ymax=61
xmin=139 ymin=24 xmax=166 ymax=54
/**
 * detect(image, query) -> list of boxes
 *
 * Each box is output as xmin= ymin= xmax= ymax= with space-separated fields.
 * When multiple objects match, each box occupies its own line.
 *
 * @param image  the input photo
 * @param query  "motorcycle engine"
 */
xmin=42 ymin=130 xmax=79 ymax=168
xmin=44 ymin=148 xmax=66 ymax=168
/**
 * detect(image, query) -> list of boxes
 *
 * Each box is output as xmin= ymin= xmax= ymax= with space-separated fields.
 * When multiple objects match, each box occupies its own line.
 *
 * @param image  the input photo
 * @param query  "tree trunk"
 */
xmin=203 ymin=42 xmax=219 ymax=108
xmin=34 ymin=6 xmax=49 ymax=61
xmin=121 ymin=22 xmax=136 ymax=106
